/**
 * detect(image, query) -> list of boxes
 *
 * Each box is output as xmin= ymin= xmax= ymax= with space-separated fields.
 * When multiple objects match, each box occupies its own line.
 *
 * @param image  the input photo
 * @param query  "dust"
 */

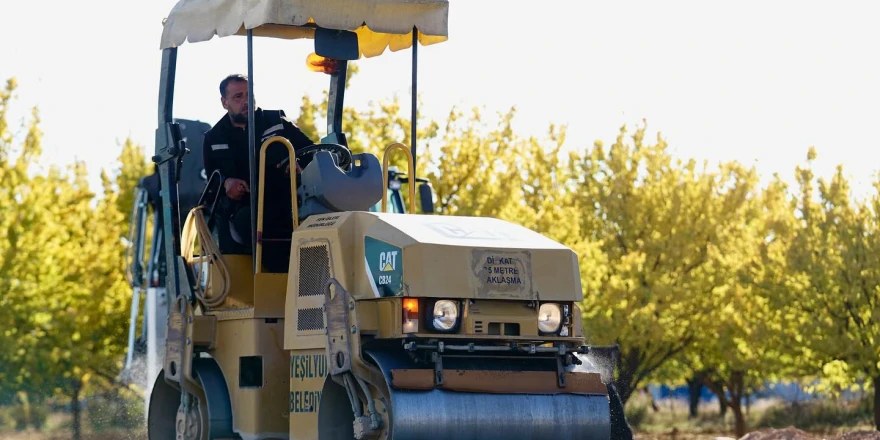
xmin=575 ymin=346 xmax=618 ymax=384
xmin=121 ymin=356 xmax=149 ymax=390
xmin=119 ymin=355 xmax=153 ymax=423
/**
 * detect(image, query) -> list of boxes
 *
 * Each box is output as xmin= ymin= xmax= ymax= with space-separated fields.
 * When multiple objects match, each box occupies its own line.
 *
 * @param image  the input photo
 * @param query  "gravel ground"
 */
xmin=737 ymin=427 xmax=880 ymax=440
xmin=2 ymin=427 xmax=876 ymax=440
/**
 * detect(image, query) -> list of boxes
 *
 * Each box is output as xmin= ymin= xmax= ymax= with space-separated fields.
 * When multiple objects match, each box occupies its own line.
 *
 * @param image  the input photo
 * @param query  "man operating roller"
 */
xmin=202 ymin=74 xmax=316 ymax=249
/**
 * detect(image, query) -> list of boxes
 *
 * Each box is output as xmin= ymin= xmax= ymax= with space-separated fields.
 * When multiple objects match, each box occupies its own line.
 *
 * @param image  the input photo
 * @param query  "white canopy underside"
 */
xmin=160 ymin=0 xmax=449 ymax=57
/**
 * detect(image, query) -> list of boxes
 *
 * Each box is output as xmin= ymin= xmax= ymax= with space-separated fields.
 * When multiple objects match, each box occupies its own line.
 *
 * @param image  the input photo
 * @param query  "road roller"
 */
xmin=146 ymin=0 xmax=631 ymax=438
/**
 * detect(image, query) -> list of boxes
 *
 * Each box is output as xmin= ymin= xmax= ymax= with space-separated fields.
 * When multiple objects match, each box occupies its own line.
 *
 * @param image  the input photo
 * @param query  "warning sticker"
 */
xmin=306 ymin=214 xmax=341 ymax=229
xmin=471 ymin=249 xmax=534 ymax=299
xmin=483 ymin=255 xmax=523 ymax=285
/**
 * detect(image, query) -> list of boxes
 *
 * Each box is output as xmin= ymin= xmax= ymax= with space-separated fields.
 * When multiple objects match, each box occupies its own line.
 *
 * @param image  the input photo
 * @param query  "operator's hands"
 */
xmin=224 ymin=177 xmax=250 ymax=200
xmin=278 ymin=160 xmax=303 ymax=175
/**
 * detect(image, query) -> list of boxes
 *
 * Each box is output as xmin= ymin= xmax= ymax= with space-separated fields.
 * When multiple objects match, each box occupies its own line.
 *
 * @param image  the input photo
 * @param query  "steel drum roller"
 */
xmin=389 ymin=389 xmax=611 ymax=440
xmin=366 ymin=349 xmax=612 ymax=440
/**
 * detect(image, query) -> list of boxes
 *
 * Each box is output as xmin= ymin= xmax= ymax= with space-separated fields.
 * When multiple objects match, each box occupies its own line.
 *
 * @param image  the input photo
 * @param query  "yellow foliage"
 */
xmin=0 ymin=77 xmax=136 ymax=402
xmin=4 ymin=67 xmax=880 ymax=420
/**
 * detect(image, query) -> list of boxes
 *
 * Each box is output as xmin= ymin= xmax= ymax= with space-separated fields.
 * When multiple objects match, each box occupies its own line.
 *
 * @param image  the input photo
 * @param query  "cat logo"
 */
xmin=379 ymin=250 xmax=398 ymax=272
xmin=365 ymin=237 xmax=403 ymax=296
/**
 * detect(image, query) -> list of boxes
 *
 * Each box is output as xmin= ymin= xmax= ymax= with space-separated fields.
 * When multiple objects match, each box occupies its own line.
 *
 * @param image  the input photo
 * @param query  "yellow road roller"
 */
xmin=146 ymin=1 xmax=631 ymax=438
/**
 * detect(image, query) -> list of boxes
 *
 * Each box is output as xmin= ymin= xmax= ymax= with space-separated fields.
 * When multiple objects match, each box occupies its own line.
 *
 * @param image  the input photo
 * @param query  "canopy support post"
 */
xmin=158 ymin=48 xmax=176 ymax=125
xmin=325 ymin=61 xmax=349 ymax=145
xmin=411 ymin=26 xmax=418 ymax=182
xmin=247 ymin=29 xmax=257 ymax=272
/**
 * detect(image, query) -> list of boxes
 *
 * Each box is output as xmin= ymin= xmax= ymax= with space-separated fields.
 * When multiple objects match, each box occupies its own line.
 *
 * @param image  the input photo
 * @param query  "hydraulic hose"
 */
xmin=343 ymin=373 xmax=364 ymax=418
xmin=180 ymin=206 xmax=230 ymax=308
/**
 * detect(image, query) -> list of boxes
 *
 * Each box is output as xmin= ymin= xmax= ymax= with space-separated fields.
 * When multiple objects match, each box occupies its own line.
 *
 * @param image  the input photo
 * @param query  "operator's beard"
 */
xmin=231 ymin=113 xmax=248 ymax=124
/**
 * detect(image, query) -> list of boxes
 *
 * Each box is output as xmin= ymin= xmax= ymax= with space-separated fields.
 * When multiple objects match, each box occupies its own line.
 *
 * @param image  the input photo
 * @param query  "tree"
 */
xmin=785 ymin=149 xmax=880 ymax=429
xmin=0 ymin=79 xmax=14 ymax=393
xmin=570 ymin=122 xmax=766 ymax=407
xmin=0 ymin=78 xmax=135 ymax=439
xmin=680 ymin=170 xmax=804 ymax=436
xmin=425 ymin=106 xmax=525 ymax=218
xmin=113 ymin=138 xmax=152 ymax=225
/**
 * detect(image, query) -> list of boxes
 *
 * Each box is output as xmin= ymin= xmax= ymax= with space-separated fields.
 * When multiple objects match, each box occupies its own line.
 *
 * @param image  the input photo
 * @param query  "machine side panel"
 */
xmin=288 ymin=348 xmax=328 ymax=440
xmin=213 ymin=318 xmax=289 ymax=438
xmin=284 ymin=212 xmax=358 ymax=351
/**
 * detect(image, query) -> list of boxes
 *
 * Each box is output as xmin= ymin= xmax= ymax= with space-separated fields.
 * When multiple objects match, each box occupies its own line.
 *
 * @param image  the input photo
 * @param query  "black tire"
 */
xmin=317 ymin=377 xmax=356 ymax=440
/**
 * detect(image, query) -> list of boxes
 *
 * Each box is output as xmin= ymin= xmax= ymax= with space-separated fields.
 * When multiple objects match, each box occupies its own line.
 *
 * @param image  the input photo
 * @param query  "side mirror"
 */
xmin=418 ymin=183 xmax=435 ymax=214
xmin=314 ymin=27 xmax=359 ymax=61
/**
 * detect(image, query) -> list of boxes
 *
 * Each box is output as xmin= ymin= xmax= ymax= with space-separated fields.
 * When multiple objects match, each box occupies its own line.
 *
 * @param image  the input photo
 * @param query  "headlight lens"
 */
xmin=538 ymin=303 xmax=562 ymax=333
xmin=432 ymin=300 xmax=459 ymax=331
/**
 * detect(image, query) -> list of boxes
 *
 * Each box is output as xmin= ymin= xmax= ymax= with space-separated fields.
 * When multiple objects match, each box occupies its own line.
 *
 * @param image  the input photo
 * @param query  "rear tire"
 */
xmin=317 ymin=377 xmax=356 ymax=440
xmin=147 ymin=371 xmax=179 ymax=440
xmin=147 ymin=359 xmax=238 ymax=440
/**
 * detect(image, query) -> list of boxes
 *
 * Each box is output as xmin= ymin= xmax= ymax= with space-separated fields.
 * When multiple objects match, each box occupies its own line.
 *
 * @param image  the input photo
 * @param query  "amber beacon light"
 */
xmin=306 ymin=53 xmax=339 ymax=74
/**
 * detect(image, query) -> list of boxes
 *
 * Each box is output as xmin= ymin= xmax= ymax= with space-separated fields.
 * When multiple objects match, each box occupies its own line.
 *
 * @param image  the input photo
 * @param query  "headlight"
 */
xmin=538 ymin=303 xmax=562 ymax=333
xmin=432 ymin=300 xmax=459 ymax=331
xmin=426 ymin=299 xmax=460 ymax=332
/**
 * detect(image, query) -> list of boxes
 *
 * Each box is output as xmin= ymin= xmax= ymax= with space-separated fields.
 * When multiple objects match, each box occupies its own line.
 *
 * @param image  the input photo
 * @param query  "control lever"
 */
xmin=174 ymin=139 xmax=190 ymax=184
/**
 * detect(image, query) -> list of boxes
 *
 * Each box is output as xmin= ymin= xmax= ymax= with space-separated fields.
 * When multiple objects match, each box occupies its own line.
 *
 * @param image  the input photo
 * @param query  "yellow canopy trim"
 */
xmin=227 ymin=22 xmax=448 ymax=58
xmin=160 ymin=0 xmax=449 ymax=58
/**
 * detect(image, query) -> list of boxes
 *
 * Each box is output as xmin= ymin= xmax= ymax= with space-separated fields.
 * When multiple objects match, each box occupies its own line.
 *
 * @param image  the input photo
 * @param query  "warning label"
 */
xmin=482 ymin=256 xmax=523 ymax=285
xmin=471 ymin=249 xmax=534 ymax=299
xmin=306 ymin=214 xmax=341 ymax=229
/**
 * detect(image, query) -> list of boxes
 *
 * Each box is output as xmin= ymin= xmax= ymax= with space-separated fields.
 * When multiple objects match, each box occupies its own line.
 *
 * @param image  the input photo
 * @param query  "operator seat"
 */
xmin=296 ymin=151 xmax=385 ymax=220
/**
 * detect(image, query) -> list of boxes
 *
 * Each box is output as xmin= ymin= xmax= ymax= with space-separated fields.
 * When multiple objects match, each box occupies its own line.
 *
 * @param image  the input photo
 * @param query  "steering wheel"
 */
xmin=295 ymin=143 xmax=353 ymax=171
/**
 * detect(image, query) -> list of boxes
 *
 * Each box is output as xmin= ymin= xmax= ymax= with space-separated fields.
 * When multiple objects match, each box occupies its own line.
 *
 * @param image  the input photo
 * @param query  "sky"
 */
xmin=3 ymin=1 xmax=880 ymax=199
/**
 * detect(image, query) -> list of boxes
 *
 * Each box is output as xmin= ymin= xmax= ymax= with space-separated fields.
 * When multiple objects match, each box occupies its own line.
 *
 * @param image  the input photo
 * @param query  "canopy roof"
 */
xmin=159 ymin=0 xmax=449 ymax=58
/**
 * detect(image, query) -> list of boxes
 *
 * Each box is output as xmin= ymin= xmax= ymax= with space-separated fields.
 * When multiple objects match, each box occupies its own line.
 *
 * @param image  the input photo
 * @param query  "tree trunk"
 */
xmin=874 ymin=375 xmax=880 ymax=431
xmin=616 ymin=348 xmax=640 ymax=406
xmin=729 ymin=371 xmax=747 ymax=437
xmin=688 ymin=374 xmax=703 ymax=419
xmin=731 ymin=399 xmax=746 ymax=438
xmin=615 ymin=367 xmax=635 ymax=406
xmin=716 ymin=389 xmax=727 ymax=417
xmin=702 ymin=375 xmax=727 ymax=418
xmin=72 ymin=379 xmax=82 ymax=440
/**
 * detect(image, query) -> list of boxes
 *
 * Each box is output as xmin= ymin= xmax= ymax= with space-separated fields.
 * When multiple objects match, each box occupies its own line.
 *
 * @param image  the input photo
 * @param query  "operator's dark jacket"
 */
xmin=202 ymin=108 xmax=314 ymax=187
xmin=202 ymin=108 xmax=314 ymax=244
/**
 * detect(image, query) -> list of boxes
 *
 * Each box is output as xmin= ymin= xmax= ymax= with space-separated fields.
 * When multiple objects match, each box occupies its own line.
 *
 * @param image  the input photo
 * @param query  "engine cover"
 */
xmin=290 ymin=211 xmax=582 ymax=302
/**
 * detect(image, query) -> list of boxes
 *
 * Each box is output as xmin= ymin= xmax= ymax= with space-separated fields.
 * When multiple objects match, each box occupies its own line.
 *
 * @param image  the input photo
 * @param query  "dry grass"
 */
xmin=627 ymin=393 xmax=875 ymax=440
xmin=0 ymin=434 xmax=143 ymax=440
xmin=0 ymin=399 xmax=874 ymax=440
xmin=0 ymin=411 xmax=145 ymax=440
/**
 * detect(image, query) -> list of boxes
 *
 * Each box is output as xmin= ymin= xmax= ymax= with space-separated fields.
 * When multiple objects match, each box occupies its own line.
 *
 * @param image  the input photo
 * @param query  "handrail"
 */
xmin=382 ymin=143 xmax=416 ymax=214
xmin=125 ymin=188 xmax=149 ymax=288
xmin=256 ymin=136 xmax=299 ymax=273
